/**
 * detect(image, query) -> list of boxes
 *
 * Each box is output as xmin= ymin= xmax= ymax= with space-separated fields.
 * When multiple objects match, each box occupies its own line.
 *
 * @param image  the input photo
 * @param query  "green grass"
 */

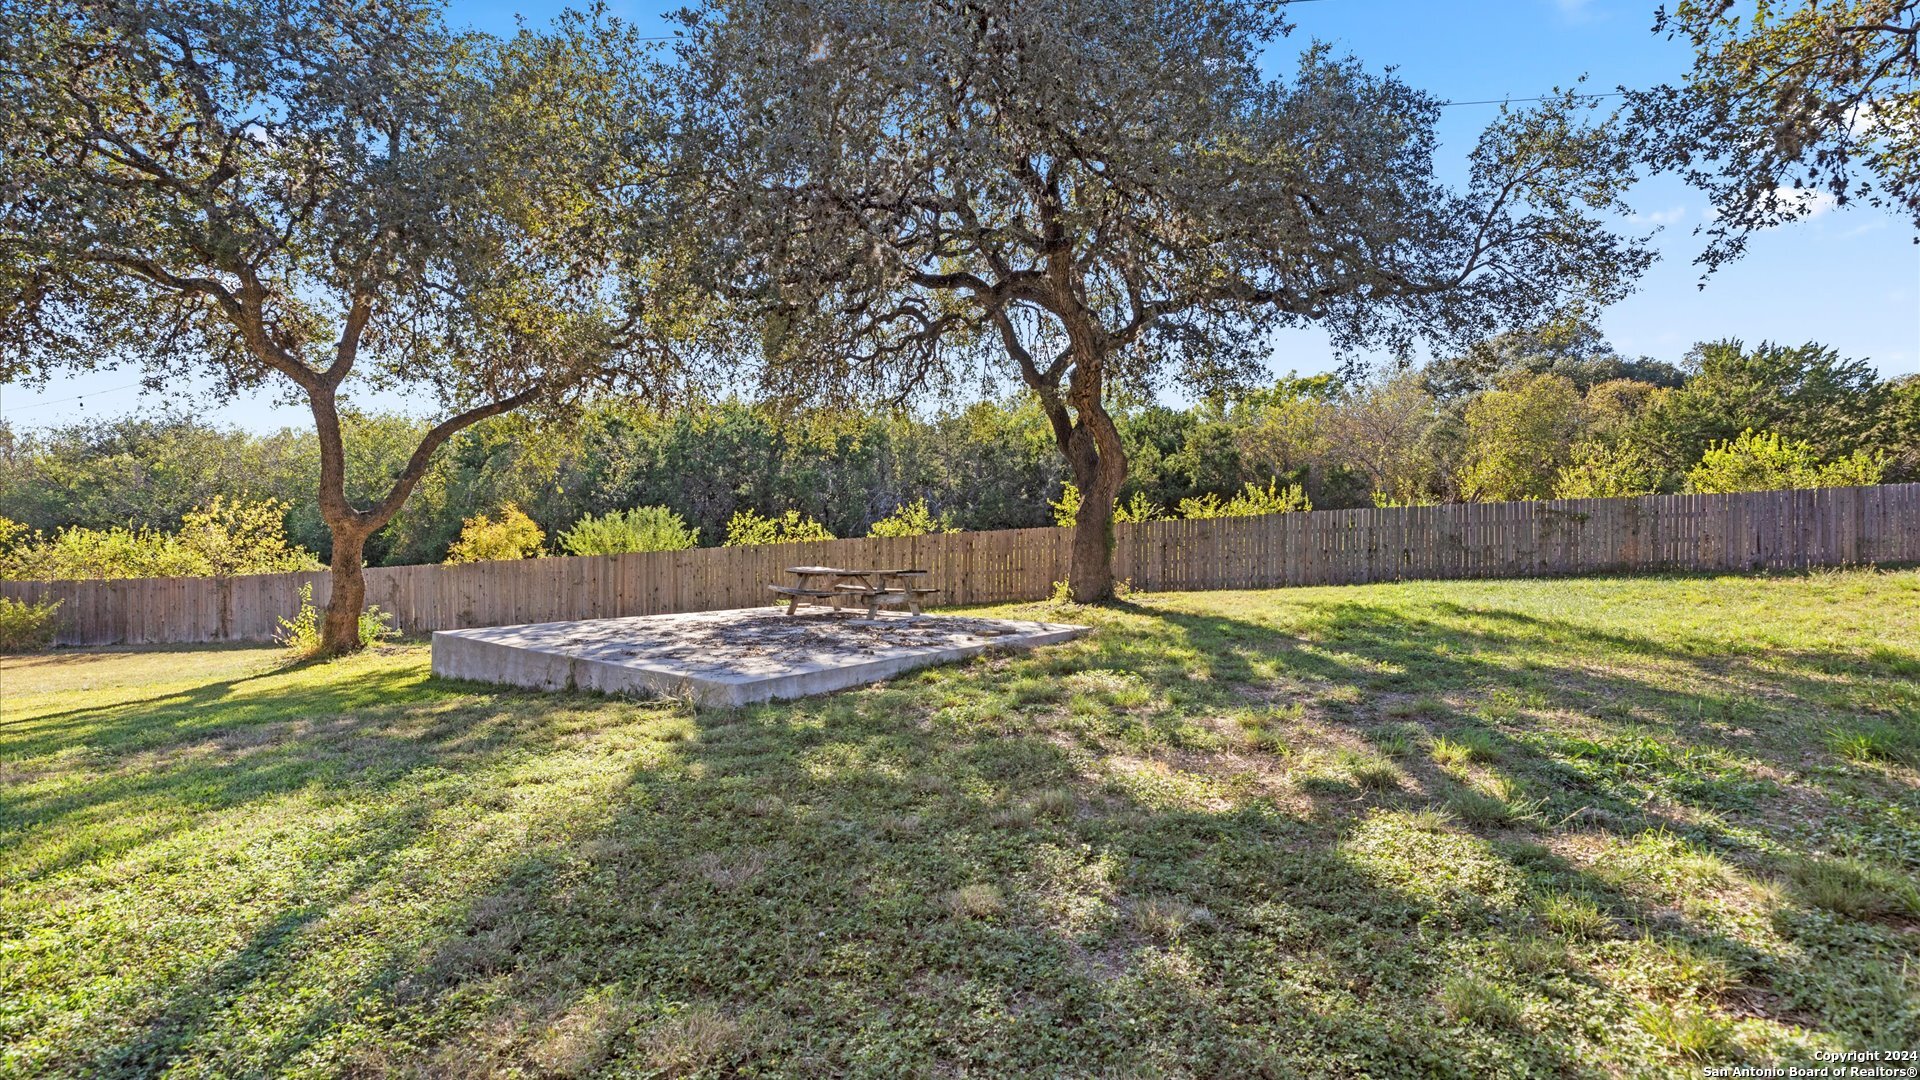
xmin=3 ymin=568 xmax=1919 ymax=1077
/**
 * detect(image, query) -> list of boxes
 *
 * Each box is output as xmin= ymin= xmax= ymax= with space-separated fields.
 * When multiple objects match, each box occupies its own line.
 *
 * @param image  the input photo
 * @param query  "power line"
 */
xmin=1 ymin=379 xmax=148 ymax=415
xmin=1441 ymin=91 xmax=1627 ymax=107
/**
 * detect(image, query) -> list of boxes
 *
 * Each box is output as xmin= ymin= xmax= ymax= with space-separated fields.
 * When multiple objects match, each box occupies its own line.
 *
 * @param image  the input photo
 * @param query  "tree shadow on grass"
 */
xmin=10 ymin=582 xmax=1916 ymax=1075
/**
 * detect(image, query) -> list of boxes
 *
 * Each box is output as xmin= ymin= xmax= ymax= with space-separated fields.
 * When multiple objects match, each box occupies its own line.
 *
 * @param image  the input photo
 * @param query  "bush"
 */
xmin=723 ymin=509 xmax=834 ymax=547
xmin=445 ymin=504 xmax=546 ymax=564
xmin=867 ymin=498 xmax=956 ymax=538
xmin=177 ymin=497 xmax=325 ymax=575
xmin=1050 ymin=484 xmax=1167 ymax=528
xmin=0 ymin=500 xmax=321 ymax=580
xmin=558 ymin=507 xmax=699 ymax=555
xmin=1685 ymin=429 xmax=1887 ymax=494
xmin=274 ymin=583 xmax=400 ymax=657
xmin=1553 ymin=441 xmax=1662 ymax=498
xmin=0 ymin=524 xmax=206 ymax=580
xmin=0 ymin=597 xmax=61 ymax=653
xmin=1178 ymin=481 xmax=1312 ymax=519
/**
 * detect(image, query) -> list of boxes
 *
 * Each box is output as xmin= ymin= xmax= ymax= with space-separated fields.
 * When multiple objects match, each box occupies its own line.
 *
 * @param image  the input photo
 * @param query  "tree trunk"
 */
xmin=1065 ymin=432 xmax=1125 ymax=601
xmin=1061 ymin=368 xmax=1129 ymax=602
xmin=318 ymin=524 xmax=369 ymax=656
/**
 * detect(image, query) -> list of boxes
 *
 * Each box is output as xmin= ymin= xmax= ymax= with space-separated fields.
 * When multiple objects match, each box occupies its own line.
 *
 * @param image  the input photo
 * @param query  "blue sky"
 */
xmin=3 ymin=0 xmax=1915 ymax=432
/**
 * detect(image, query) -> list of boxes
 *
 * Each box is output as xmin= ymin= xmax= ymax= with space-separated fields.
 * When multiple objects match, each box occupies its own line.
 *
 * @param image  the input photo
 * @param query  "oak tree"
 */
xmin=678 ymin=0 xmax=1654 ymax=599
xmin=0 ymin=0 xmax=692 ymax=652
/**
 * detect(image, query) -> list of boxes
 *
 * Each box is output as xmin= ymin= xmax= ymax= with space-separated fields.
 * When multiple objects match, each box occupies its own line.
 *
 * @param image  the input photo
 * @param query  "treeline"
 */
xmin=2 ymin=333 xmax=1915 ymax=571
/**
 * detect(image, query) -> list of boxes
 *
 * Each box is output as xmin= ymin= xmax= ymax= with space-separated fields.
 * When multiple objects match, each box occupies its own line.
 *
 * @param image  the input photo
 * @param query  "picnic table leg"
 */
xmin=786 ymin=592 xmax=800 ymax=615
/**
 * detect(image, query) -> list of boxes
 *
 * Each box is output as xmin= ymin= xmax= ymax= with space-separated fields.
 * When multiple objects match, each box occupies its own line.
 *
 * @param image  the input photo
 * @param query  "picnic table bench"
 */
xmin=769 ymin=566 xmax=938 ymax=617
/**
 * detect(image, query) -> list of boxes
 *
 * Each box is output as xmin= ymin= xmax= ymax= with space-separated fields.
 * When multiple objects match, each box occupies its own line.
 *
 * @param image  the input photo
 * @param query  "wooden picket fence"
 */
xmin=5 ymin=484 xmax=1916 ymax=647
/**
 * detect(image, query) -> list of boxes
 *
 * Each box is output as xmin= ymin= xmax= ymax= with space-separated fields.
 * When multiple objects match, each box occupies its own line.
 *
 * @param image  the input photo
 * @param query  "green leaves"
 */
xmin=1635 ymin=0 xmax=1920 ymax=268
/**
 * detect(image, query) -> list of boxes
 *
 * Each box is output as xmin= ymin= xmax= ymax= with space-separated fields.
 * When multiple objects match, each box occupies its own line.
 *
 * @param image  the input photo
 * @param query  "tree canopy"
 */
xmin=0 ymin=0 xmax=696 ymax=650
xmin=675 ymin=0 xmax=1655 ymax=597
xmin=1637 ymin=0 xmax=1920 ymax=268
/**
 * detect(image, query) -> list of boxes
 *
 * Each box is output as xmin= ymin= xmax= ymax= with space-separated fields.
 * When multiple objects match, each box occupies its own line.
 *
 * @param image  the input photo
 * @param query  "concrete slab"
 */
xmin=430 ymin=607 xmax=1089 ymax=705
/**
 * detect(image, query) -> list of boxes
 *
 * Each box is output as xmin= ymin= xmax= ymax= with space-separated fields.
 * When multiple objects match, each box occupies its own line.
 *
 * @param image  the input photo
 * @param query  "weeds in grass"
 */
xmin=1235 ymin=709 xmax=1294 ymax=754
xmin=1784 ymin=856 xmax=1920 ymax=919
xmin=1129 ymin=896 xmax=1213 ymax=940
xmin=533 ymin=995 xmax=637 ymax=1077
xmin=876 ymin=812 xmax=923 ymax=837
xmin=1383 ymin=694 xmax=1451 ymax=721
xmin=1027 ymin=786 xmax=1078 ymax=819
xmin=1498 ymin=935 xmax=1568 ymax=975
xmin=1826 ymin=718 xmax=1920 ymax=765
xmin=1431 ymin=729 xmax=1502 ymax=769
xmin=1634 ymin=937 xmax=1737 ymax=1001
xmin=1602 ymin=829 xmax=1735 ymax=894
xmin=990 ymin=802 xmax=1038 ymax=829
xmin=1340 ymin=751 xmax=1401 ymax=791
xmin=944 ymin=884 xmax=1006 ymax=920
xmin=644 ymin=1005 xmax=745 ymax=1077
xmin=1438 ymin=974 xmax=1521 ymax=1028
xmin=693 ymin=848 xmax=771 ymax=890
xmin=1007 ymin=675 xmax=1066 ymax=707
xmin=1443 ymin=773 xmax=1542 ymax=828
xmin=1368 ymin=725 xmax=1418 ymax=757
xmin=1431 ymin=736 xmax=1473 ymax=769
xmin=1539 ymin=894 xmax=1612 ymax=939
xmin=1635 ymin=1002 xmax=1734 ymax=1062
xmin=1476 ymin=687 xmax=1543 ymax=723
xmin=1380 ymin=698 xmax=1422 ymax=719
xmin=1448 ymin=788 xmax=1519 ymax=827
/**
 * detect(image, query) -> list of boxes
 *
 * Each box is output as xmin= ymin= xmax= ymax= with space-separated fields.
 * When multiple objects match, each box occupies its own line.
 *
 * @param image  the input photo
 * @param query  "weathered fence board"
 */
xmin=5 ymin=484 xmax=1917 ymax=647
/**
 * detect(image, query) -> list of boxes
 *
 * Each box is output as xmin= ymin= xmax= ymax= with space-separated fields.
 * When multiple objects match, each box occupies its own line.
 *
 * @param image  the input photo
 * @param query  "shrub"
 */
xmin=1685 ymin=429 xmax=1887 ymax=494
xmin=275 ymin=583 xmax=400 ymax=657
xmin=722 ymin=509 xmax=833 ymax=547
xmin=867 ymin=498 xmax=955 ymax=538
xmin=0 ymin=524 xmax=205 ymax=580
xmin=0 ymin=500 xmax=320 ymax=580
xmin=1116 ymin=491 xmax=1168 ymax=523
xmin=557 ymin=507 xmax=699 ymax=555
xmin=177 ymin=497 xmax=324 ymax=575
xmin=0 ymin=597 xmax=61 ymax=653
xmin=1049 ymin=484 xmax=1165 ymax=528
xmin=1371 ymin=492 xmax=1439 ymax=508
xmin=1553 ymin=440 xmax=1663 ymax=498
xmin=1050 ymin=483 xmax=1081 ymax=527
xmin=1178 ymin=481 xmax=1311 ymax=519
xmin=445 ymin=504 xmax=545 ymax=564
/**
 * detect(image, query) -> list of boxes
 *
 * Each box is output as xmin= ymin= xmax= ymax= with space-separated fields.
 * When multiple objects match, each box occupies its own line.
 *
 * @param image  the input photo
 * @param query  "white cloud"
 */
xmin=1631 ymin=205 xmax=1687 ymax=227
xmin=1553 ymin=0 xmax=1602 ymax=21
xmin=1772 ymin=187 xmax=1837 ymax=220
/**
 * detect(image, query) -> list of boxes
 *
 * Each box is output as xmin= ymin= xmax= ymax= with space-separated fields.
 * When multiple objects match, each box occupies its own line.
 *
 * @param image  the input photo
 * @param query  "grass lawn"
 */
xmin=3 ymin=569 xmax=1917 ymax=1077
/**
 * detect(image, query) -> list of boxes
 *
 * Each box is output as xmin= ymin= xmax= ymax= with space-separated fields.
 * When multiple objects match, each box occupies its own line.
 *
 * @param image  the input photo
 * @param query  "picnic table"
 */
xmin=768 ymin=566 xmax=937 ymax=617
